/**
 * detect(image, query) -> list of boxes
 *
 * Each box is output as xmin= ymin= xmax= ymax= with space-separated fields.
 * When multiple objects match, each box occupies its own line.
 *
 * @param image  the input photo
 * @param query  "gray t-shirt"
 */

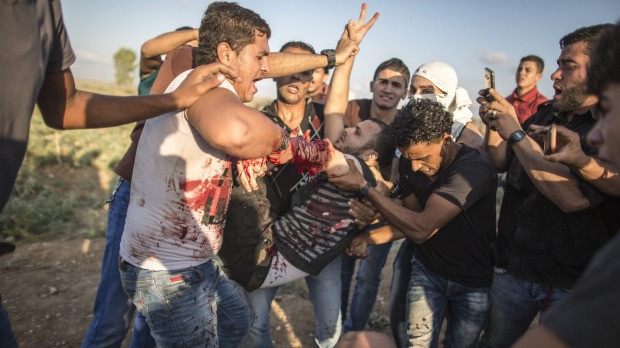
xmin=543 ymin=232 xmax=620 ymax=348
xmin=0 ymin=0 xmax=76 ymax=213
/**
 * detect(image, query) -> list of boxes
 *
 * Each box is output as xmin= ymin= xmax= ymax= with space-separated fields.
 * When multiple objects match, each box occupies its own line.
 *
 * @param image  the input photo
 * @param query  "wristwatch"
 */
xmin=508 ymin=130 xmax=526 ymax=147
xmin=358 ymin=182 xmax=373 ymax=199
xmin=320 ymin=49 xmax=336 ymax=69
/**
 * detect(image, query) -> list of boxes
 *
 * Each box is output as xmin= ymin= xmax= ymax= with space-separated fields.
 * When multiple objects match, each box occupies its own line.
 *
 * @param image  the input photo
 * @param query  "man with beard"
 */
xmin=325 ymin=57 xmax=411 ymax=333
xmin=220 ymin=118 xmax=394 ymax=292
xmin=117 ymin=2 xmax=365 ymax=346
xmin=514 ymin=20 xmax=620 ymax=348
xmin=217 ymin=40 xmax=342 ymax=348
xmin=477 ymin=23 xmax=618 ymax=348
xmin=218 ymin=7 xmax=379 ymax=347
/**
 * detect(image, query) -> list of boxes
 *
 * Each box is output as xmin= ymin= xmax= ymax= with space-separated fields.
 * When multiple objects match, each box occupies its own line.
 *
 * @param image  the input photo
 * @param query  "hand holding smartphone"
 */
xmin=483 ymin=67 xmax=495 ymax=102
xmin=544 ymin=124 xmax=557 ymax=155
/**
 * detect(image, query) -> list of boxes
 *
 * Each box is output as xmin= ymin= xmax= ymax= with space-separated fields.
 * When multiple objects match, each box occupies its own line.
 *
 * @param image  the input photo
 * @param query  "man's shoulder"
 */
xmin=451 ymin=146 xmax=496 ymax=178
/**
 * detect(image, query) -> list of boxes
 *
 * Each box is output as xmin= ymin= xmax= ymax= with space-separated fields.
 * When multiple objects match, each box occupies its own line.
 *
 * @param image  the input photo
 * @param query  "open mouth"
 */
xmin=287 ymin=84 xmax=300 ymax=93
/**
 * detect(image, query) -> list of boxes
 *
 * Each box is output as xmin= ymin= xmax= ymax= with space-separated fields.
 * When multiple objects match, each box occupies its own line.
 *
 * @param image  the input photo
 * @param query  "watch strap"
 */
xmin=320 ymin=49 xmax=336 ymax=69
xmin=358 ymin=182 xmax=373 ymax=199
xmin=508 ymin=130 xmax=526 ymax=147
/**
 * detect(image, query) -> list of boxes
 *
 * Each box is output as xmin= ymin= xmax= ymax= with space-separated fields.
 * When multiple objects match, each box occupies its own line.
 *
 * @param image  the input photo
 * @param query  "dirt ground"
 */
xmin=0 ymin=238 xmax=396 ymax=347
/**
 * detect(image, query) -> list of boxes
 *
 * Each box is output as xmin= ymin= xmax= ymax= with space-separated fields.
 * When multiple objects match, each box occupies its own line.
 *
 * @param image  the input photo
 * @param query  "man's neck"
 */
xmin=369 ymin=102 xmax=398 ymax=125
xmin=564 ymin=100 xmax=597 ymax=122
xmin=430 ymin=142 xmax=461 ymax=182
xmin=276 ymin=99 xmax=307 ymax=130
xmin=517 ymin=85 xmax=536 ymax=97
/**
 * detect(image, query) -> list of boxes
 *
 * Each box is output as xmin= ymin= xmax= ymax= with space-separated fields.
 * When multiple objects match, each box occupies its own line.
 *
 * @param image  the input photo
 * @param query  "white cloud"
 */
xmin=479 ymin=49 xmax=513 ymax=68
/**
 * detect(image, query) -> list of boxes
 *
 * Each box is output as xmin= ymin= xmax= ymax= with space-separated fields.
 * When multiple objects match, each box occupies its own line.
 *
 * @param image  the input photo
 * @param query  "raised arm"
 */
xmin=37 ymin=63 xmax=237 ymax=130
xmin=323 ymin=3 xmax=379 ymax=142
xmin=140 ymin=28 xmax=198 ymax=79
xmin=324 ymin=50 xmax=355 ymax=142
xmin=483 ymin=89 xmax=590 ymax=212
xmin=479 ymin=89 xmax=509 ymax=171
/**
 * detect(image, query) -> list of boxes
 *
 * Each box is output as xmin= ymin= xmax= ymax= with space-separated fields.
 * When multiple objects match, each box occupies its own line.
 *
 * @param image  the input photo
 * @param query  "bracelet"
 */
xmin=276 ymin=131 xmax=291 ymax=152
xmin=389 ymin=182 xmax=401 ymax=199
xmin=358 ymin=182 xmax=373 ymax=199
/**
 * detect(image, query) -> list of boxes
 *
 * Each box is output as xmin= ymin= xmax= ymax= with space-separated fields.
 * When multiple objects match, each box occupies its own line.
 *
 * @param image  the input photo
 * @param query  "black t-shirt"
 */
xmin=399 ymin=145 xmax=497 ymax=287
xmin=497 ymin=103 xmax=620 ymax=289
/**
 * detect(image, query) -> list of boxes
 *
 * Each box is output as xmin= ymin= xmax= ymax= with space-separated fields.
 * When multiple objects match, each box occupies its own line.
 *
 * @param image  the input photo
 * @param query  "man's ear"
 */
xmin=369 ymin=81 xmax=374 ymax=93
xmin=535 ymin=72 xmax=543 ymax=83
xmin=217 ymin=42 xmax=234 ymax=64
xmin=442 ymin=133 xmax=452 ymax=146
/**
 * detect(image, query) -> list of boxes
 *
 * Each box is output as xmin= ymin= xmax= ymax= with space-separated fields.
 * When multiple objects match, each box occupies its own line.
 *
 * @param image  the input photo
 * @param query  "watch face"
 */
xmin=515 ymin=131 xmax=526 ymax=140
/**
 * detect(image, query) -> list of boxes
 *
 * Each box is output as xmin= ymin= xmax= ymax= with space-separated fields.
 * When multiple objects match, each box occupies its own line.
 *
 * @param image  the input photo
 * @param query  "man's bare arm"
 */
xmin=140 ymin=28 xmax=198 ymax=78
xmin=323 ymin=54 xmax=354 ymax=142
xmin=536 ymin=125 xmax=620 ymax=196
xmin=323 ymin=4 xmax=379 ymax=142
xmin=329 ymin=159 xmax=462 ymax=243
xmin=186 ymin=88 xmax=284 ymax=159
xmin=37 ymin=63 xmax=237 ymax=129
xmin=483 ymin=89 xmax=589 ymax=212
xmin=479 ymin=90 xmax=509 ymax=171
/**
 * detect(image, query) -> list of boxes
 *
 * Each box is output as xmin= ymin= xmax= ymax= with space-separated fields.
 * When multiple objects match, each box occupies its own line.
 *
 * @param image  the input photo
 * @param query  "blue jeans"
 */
xmin=244 ymin=255 xmax=343 ymax=348
xmin=388 ymin=239 xmax=414 ymax=348
xmin=82 ymin=178 xmax=155 ymax=348
xmin=477 ymin=269 xmax=571 ymax=348
xmin=0 ymin=298 xmax=17 ymax=348
xmin=211 ymin=258 xmax=254 ymax=348
xmin=120 ymin=258 xmax=251 ymax=347
xmin=341 ymin=241 xmax=392 ymax=332
xmin=407 ymin=255 xmax=490 ymax=348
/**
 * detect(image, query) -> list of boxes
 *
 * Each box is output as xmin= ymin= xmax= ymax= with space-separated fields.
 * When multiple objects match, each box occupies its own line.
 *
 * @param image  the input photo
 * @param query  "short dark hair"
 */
xmin=587 ymin=21 xmax=620 ymax=96
xmin=390 ymin=99 xmax=452 ymax=147
xmin=372 ymin=58 xmax=411 ymax=87
xmin=559 ymin=23 xmax=613 ymax=56
xmin=355 ymin=119 xmax=395 ymax=169
xmin=280 ymin=41 xmax=315 ymax=54
xmin=520 ymin=55 xmax=545 ymax=73
xmin=197 ymin=2 xmax=271 ymax=65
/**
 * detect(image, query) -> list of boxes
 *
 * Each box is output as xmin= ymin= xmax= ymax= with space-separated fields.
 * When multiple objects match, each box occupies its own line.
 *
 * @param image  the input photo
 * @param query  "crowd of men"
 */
xmin=1 ymin=1 xmax=620 ymax=348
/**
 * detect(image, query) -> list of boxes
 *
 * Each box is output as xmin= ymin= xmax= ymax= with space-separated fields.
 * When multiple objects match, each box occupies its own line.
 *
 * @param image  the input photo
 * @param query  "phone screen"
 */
xmin=484 ymin=68 xmax=495 ymax=90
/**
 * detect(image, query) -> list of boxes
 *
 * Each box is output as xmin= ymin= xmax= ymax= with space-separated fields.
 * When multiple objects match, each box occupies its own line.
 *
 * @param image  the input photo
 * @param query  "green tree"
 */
xmin=113 ymin=47 xmax=137 ymax=87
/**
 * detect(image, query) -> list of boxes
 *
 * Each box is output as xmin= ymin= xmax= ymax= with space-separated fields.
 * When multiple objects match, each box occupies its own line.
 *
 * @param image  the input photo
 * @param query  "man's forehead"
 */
xmin=359 ymin=120 xmax=382 ymax=133
xmin=559 ymin=41 xmax=589 ymax=61
xmin=376 ymin=69 xmax=407 ymax=82
xmin=520 ymin=61 xmax=537 ymax=68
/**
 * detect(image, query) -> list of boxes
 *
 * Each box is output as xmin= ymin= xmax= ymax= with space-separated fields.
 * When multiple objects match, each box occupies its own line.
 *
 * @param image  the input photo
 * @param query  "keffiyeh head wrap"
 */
xmin=413 ymin=61 xmax=473 ymax=130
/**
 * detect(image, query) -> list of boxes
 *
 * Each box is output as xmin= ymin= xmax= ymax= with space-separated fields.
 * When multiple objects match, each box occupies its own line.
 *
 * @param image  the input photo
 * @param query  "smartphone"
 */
xmin=544 ymin=124 xmax=557 ymax=155
xmin=484 ymin=67 xmax=495 ymax=101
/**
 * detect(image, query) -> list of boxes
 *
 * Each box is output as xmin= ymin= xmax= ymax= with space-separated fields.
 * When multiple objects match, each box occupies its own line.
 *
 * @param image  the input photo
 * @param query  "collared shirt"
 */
xmin=496 ymin=102 xmax=620 ymax=289
xmin=506 ymin=86 xmax=549 ymax=125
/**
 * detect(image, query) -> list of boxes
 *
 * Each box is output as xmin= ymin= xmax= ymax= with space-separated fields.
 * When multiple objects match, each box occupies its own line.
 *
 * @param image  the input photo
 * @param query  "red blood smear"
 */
xmin=291 ymin=138 xmax=332 ymax=175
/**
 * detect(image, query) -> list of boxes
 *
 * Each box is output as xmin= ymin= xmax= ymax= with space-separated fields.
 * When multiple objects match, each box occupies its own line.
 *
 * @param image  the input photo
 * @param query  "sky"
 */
xmin=62 ymin=0 xmax=619 ymax=105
